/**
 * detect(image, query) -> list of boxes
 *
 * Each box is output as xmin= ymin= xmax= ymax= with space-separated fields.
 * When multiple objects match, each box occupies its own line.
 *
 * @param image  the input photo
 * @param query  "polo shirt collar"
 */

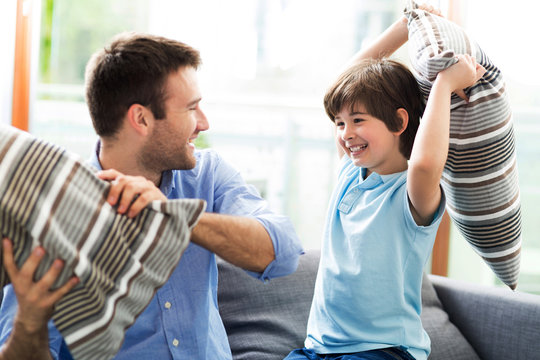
xmin=359 ymin=167 xmax=406 ymax=188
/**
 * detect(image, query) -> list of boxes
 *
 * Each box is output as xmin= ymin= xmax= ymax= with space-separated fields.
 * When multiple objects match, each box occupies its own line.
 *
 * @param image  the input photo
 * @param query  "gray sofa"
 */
xmin=218 ymin=249 xmax=540 ymax=360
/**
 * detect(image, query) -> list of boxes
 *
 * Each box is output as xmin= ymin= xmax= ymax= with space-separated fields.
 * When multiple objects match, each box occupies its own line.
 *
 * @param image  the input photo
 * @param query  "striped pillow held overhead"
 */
xmin=0 ymin=124 xmax=205 ymax=359
xmin=404 ymin=3 xmax=521 ymax=289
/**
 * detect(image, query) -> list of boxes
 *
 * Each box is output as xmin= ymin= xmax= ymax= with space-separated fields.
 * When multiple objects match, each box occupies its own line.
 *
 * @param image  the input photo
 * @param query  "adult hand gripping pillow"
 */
xmin=0 ymin=124 xmax=206 ymax=359
xmin=404 ymin=1 xmax=521 ymax=289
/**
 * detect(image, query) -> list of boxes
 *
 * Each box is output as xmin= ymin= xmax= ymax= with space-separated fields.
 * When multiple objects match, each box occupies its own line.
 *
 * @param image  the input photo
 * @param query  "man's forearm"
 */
xmin=0 ymin=319 xmax=53 ymax=360
xmin=190 ymin=213 xmax=275 ymax=272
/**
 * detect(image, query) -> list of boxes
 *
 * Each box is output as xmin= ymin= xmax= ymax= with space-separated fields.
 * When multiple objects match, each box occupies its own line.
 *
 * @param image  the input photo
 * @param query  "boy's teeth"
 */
xmin=349 ymin=144 xmax=367 ymax=152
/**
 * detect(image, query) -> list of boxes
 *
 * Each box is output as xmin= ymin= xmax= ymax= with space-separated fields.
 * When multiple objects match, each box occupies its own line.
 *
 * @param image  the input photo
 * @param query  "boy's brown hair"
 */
xmin=85 ymin=32 xmax=202 ymax=137
xmin=324 ymin=59 xmax=424 ymax=159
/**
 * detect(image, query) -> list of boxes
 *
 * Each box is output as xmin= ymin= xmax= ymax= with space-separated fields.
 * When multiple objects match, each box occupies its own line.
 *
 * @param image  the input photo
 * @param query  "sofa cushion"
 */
xmin=217 ymin=249 xmax=319 ymax=360
xmin=421 ymin=273 xmax=480 ymax=359
xmin=218 ymin=249 xmax=479 ymax=359
xmin=404 ymin=2 xmax=521 ymax=290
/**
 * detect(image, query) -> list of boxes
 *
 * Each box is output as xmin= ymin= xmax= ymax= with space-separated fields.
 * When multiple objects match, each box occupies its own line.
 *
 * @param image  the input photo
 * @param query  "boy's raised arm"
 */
xmin=346 ymin=16 xmax=408 ymax=67
xmin=407 ymin=55 xmax=485 ymax=226
xmin=346 ymin=4 xmax=443 ymax=67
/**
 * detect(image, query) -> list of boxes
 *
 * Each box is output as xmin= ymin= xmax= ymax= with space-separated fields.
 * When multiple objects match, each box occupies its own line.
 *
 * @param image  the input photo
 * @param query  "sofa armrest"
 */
xmin=429 ymin=274 xmax=540 ymax=360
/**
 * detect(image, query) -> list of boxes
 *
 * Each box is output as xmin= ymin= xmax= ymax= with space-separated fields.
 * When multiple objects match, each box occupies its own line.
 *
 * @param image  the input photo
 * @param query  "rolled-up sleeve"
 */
xmin=205 ymin=151 xmax=304 ymax=281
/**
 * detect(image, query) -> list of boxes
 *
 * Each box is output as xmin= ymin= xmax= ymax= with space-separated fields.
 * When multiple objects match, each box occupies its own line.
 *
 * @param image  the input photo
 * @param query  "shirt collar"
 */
xmin=359 ymin=167 xmax=406 ymax=187
xmin=88 ymin=141 xmax=102 ymax=170
xmin=88 ymin=140 xmax=176 ymax=196
xmin=159 ymin=170 xmax=175 ymax=197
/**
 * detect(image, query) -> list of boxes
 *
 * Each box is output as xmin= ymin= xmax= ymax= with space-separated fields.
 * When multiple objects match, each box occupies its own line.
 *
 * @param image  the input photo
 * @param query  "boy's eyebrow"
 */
xmin=350 ymin=111 xmax=368 ymax=116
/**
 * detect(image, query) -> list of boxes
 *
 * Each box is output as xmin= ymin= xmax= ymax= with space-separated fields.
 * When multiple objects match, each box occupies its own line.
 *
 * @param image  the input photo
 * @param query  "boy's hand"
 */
xmin=437 ymin=54 xmax=486 ymax=102
xmin=97 ymin=169 xmax=167 ymax=218
xmin=2 ymin=238 xmax=79 ymax=334
xmin=416 ymin=2 xmax=443 ymax=17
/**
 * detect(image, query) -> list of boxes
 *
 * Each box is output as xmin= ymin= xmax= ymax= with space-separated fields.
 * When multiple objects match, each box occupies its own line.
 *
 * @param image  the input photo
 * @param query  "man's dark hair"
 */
xmin=324 ymin=59 xmax=425 ymax=159
xmin=85 ymin=32 xmax=201 ymax=137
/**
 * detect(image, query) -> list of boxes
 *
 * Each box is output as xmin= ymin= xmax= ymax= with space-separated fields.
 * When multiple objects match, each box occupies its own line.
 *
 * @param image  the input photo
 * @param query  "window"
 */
xmin=0 ymin=1 xmax=17 ymax=125
xmin=32 ymin=0 xmax=402 ymax=252
xmin=32 ymin=0 xmax=149 ymax=156
xmin=27 ymin=0 xmax=540 ymax=293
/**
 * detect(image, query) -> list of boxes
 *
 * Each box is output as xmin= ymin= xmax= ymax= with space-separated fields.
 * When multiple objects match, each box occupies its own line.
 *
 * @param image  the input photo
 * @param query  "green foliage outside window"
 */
xmin=38 ymin=0 xmax=149 ymax=89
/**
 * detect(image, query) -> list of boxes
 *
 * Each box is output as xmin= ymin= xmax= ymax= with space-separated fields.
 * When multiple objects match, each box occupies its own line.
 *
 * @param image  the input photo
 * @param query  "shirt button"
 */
xmin=164 ymin=301 xmax=172 ymax=309
xmin=172 ymin=339 xmax=179 ymax=347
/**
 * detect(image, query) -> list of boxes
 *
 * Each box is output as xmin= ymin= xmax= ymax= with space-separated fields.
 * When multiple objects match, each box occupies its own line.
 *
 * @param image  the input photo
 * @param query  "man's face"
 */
xmin=139 ymin=66 xmax=209 ymax=172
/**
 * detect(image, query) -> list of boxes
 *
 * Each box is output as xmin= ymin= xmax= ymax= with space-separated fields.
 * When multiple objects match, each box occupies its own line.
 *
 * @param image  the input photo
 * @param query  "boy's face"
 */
xmin=334 ymin=103 xmax=406 ymax=175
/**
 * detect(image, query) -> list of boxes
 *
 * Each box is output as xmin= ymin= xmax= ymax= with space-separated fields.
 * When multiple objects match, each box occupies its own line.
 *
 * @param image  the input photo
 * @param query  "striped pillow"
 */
xmin=405 ymin=3 xmax=521 ymax=289
xmin=0 ymin=124 xmax=205 ymax=359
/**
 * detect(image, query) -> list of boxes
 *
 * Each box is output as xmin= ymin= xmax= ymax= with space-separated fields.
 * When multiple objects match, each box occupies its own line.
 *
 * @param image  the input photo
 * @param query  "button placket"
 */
xmin=338 ymin=187 xmax=360 ymax=214
xmin=157 ymin=287 xmax=182 ymax=353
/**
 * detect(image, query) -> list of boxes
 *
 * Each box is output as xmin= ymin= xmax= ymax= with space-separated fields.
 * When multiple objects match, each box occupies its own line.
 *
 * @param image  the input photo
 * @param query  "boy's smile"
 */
xmin=348 ymin=144 xmax=368 ymax=154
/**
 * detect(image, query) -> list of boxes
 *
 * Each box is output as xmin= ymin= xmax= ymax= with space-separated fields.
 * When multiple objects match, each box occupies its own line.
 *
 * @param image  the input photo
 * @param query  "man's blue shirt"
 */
xmin=0 ymin=146 xmax=303 ymax=359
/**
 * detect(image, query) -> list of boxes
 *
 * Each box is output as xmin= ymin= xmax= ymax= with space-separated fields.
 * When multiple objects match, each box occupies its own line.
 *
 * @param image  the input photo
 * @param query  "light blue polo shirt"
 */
xmin=306 ymin=156 xmax=445 ymax=360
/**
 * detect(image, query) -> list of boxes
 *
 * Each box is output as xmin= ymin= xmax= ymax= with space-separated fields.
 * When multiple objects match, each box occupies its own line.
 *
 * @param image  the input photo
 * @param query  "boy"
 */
xmin=285 ymin=10 xmax=485 ymax=360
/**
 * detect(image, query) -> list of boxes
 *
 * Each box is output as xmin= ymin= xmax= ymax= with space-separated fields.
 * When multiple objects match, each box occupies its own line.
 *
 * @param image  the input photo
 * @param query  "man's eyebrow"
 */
xmin=186 ymin=97 xmax=202 ymax=108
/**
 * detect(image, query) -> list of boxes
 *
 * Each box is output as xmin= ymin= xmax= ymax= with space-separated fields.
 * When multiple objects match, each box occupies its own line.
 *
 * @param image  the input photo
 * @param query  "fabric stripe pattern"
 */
xmin=405 ymin=2 xmax=521 ymax=289
xmin=0 ymin=124 xmax=206 ymax=359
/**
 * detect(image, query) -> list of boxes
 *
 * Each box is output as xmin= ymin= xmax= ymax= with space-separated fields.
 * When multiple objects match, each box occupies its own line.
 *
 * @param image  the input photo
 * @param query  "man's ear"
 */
xmin=395 ymin=108 xmax=409 ymax=135
xmin=126 ymin=104 xmax=151 ymax=136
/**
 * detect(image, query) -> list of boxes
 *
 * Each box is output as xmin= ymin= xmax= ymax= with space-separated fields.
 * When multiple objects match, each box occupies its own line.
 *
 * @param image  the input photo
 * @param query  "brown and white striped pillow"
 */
xmin=0 ymin=124 xmax=205 ymax=359
xmin=405 ymin=3 xmax=521 ymax=289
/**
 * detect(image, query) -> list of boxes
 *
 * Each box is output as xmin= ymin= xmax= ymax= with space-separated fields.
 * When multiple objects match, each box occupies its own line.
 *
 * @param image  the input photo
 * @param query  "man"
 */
xmin=0 ymin=32 xmax=303 ymax=359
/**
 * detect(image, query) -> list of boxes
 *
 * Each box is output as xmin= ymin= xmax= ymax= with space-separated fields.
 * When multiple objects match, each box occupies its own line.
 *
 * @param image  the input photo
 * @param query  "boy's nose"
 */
xmin=342 ymin=126 xmax=354 ymax=140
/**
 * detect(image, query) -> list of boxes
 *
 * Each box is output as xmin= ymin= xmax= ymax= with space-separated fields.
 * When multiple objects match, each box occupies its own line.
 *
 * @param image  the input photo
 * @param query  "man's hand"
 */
xmin=1 ymin=238 xmax=78 ymax=360
xmin=97 ymin=169 xmax=167 ymax=218
xmin=2 ymin=238 xmax=78 ymax=334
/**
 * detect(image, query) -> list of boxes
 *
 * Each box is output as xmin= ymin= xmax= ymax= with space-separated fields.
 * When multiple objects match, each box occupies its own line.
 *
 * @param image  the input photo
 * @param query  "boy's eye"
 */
xmin=335 ymin=121 xmax=344 ymax=127
xmin=353 ymin=118 xmax=364 ymax=123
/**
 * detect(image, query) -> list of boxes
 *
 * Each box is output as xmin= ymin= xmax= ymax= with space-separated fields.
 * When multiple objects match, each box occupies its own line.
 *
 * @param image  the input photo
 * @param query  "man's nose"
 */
xmin=196 ymin=108 xmax=209 ymax=132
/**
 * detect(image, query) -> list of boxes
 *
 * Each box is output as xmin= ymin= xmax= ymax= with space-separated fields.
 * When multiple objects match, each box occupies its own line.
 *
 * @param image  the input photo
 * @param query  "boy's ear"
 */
xmin=126 ymin=104 xmax=151 ymax=136
xmin=395 ymin=108 xmax=409 ymax=135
